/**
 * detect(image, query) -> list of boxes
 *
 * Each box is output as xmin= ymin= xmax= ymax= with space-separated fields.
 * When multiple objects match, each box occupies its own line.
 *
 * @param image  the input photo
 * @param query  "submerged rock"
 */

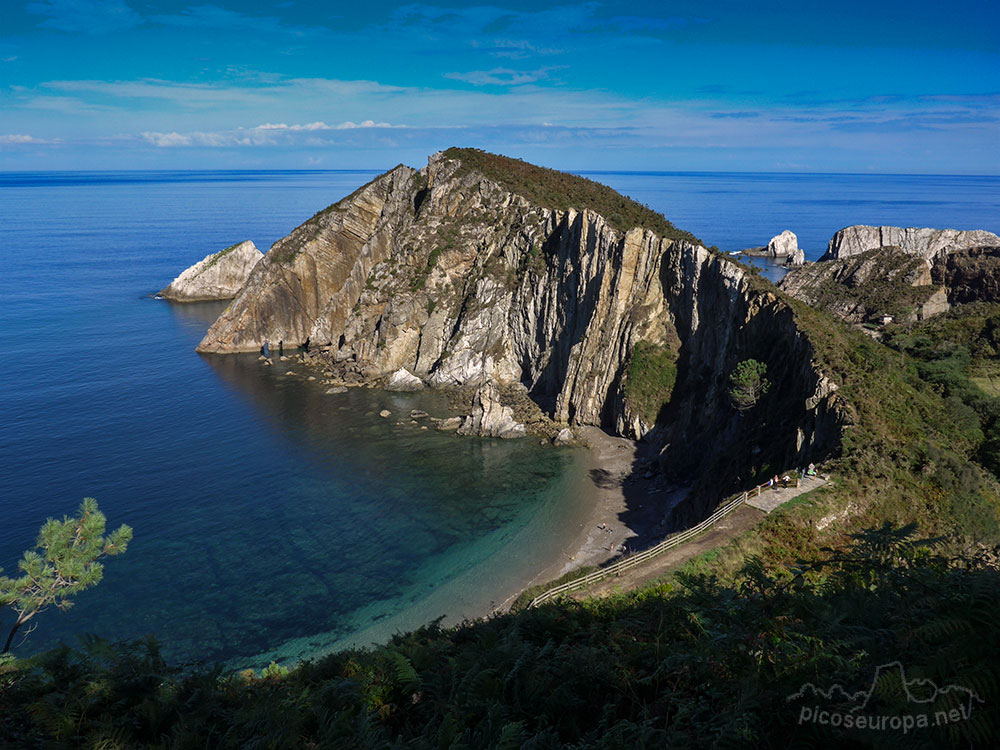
xmin=160 ymin=240 xmax=263 ymax=302
xmin=436 ymin=416 xmax=463 ymax=432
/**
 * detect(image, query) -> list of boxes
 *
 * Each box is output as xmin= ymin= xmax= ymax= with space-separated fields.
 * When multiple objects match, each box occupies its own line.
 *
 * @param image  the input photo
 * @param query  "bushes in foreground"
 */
xmin=2 ymin=525 xmax=997 ymax=748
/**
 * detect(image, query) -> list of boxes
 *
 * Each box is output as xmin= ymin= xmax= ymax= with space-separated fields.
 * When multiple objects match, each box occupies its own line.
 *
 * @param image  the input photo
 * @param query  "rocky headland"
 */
xmin=160 ymin=240 xmax=263 ymax=302
xmin=191 ymin=148 xmax=848 ymax=520
xmin=781 ymin=224 xmax=1000 ymax=324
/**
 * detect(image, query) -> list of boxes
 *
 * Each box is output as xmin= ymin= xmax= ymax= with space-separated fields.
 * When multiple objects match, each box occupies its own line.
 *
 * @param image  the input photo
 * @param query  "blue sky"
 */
xmin=1 ymin=0 xmax=997 ymax=172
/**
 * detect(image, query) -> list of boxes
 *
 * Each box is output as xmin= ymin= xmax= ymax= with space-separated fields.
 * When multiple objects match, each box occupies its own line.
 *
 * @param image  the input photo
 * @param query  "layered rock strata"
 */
xmin=197 ymin=150 xmax=847 ymax=506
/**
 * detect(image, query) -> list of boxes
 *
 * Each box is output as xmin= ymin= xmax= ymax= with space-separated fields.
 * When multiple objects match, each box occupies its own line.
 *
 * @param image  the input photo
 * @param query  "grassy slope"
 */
xmin=443 ymin=147 xmax=705 ymax=245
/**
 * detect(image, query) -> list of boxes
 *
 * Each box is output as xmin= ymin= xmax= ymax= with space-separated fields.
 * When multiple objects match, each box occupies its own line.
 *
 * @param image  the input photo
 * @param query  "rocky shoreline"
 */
xmin=258 ymin=345 xmax=578 ymax=445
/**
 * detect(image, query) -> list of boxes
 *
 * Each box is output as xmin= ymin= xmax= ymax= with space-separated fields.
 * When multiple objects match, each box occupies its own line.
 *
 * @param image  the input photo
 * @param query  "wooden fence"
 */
xmin=528 ymin=478 xmax=794 ymax=608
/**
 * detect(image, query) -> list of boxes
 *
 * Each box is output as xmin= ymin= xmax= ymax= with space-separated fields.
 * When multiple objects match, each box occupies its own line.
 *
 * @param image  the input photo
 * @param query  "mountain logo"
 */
xmin=788 ymin=662 xmax=983 ymax=733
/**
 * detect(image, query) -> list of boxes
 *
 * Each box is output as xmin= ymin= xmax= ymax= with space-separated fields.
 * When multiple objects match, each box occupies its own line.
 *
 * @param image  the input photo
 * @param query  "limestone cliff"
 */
xmin=198 ymin=149 xmax=847 ymax=506
xmin=161 ymin=240 xmax=263 ymax=301
xmin=822 ymin=225 xmax=999 ymax=262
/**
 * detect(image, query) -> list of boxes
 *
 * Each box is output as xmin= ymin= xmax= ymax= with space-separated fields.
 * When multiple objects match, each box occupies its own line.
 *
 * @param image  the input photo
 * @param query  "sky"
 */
xmin=0 ymin=0 xmax=997 ymax=173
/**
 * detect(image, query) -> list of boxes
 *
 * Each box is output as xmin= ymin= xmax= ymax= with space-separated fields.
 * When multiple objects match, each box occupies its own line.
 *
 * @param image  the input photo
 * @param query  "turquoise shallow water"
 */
xmin=1 ymin=168 xmax=997 ymax=667
xmin=0 ymin=170 xmax=584 ymax=667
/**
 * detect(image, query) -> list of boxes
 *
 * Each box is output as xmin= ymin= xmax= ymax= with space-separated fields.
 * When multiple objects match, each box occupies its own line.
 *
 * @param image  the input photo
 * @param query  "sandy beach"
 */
xmin=503 ymin=425 xmax=690 ymax=608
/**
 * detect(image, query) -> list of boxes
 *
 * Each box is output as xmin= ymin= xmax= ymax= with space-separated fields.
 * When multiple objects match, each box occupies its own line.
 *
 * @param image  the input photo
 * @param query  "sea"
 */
xmin=2 ymin=169 xmax=998 ymax=668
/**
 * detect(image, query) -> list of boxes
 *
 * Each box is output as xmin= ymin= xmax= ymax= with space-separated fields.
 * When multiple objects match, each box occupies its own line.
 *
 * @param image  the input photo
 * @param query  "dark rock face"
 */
xmin=197 ymin=150 xmax=848 ymax=511
xmin=933 ymin=246 xmax=1000 ymax=305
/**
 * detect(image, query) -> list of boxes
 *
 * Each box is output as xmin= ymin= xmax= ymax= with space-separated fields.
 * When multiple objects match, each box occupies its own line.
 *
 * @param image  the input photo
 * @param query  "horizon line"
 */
xmin=1 ymin=168 xmax=998 ymax=179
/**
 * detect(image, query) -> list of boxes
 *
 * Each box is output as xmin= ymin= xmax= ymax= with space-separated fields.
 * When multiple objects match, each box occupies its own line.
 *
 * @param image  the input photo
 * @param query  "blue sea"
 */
xmin=2 ymin=169 xmax=998 ymax=667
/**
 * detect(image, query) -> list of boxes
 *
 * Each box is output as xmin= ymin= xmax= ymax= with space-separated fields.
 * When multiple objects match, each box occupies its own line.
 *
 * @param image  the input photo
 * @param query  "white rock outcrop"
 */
xmin=385 ymin=368 xmax=424 ymax=391
xmin=822 ymin=225 xmax=1000 ymax=262
xmin=161 ymin=241 xmax=263 ymax=301
xmin=767 ymin=230 xmax=804 ymax=266
xmin=767 ymin=230 xmax=797 ymax=256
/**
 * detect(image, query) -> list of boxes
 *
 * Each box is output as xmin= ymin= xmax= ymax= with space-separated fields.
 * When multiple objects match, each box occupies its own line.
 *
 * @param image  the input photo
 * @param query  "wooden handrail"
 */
xmin=528 ymin=475 xmax=804 ymax=608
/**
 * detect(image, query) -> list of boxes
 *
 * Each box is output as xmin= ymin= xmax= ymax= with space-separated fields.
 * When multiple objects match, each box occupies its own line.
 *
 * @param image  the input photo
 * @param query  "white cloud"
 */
xmin=140 ymin=120 xmax=404 ymax=147
xmin=0 ymin=134 xmax=61 ymax=144
xmin=251 ymin=121 xmax=398 ymax=132
xmin=444 ymin=67 xmax=555 ymax=87
xmin=140 ymin=132 xmax=193 ymax=147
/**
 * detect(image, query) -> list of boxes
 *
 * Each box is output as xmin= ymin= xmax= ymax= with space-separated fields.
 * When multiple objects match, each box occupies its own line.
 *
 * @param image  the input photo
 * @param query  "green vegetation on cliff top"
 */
xmin=444 ymin=147 xmax=704 ymax=245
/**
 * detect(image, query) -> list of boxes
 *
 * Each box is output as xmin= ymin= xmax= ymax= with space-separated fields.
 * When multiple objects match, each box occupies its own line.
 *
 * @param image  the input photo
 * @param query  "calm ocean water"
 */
xmin=2 ymin=169 xmax=998 ymax=666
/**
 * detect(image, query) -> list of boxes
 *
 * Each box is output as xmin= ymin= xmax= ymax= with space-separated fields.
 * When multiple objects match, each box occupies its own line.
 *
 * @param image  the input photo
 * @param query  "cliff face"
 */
xmin=161 ymin=240 xmax=263 ymax=302
xmin=779 ymin=247 xmax=946 ymax=324
xmin=198 ymin=150 xmax=847 ymax=504
xmin=932 ymin=245 xmax=1000 ymax=305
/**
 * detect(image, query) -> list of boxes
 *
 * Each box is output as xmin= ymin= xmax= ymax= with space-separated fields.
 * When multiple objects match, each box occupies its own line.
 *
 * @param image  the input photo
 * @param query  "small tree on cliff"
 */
xmin=0 ymin=498 xmax=132 ymax=654
xmin=729 ymin=359 xmax=770 ymax=412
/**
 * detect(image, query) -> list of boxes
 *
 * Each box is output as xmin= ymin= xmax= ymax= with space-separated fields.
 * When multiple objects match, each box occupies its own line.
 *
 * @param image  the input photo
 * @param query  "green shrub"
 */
xmin=624 ymin=341 xmax=678 ymax=424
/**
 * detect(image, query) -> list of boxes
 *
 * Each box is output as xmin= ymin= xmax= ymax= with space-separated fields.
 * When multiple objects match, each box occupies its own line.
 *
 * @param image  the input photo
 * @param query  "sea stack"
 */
xmin=160 ymin=240 xmax=263 ymax=302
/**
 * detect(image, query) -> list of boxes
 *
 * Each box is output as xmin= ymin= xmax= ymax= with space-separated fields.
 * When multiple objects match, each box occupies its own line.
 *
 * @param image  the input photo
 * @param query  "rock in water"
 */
xmin=160 ymin=241 xmax=263 ymax=301
xmin=822 ymin=225 xmax=1000 ymax=262
xmin=385 ymin=368 xmax=424 ymax=391
xmin=767 ymin=230 xmax=797 ymax=257
xmin=764 ymin=230 xmax=804 ymax=266
xmin=457 ymin=384 xmax=526 ymax=439
xmin=435 ymin=416 xmax=463 ymax=432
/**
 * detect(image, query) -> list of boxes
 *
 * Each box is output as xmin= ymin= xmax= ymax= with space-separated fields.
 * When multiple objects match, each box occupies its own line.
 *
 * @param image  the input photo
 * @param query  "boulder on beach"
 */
xmin=160 ymin=240 xmax=263 ymax=302
xmin=553 ymin=428 xmax=575 ymax=446
xmin=457 ymin=384 xmax=526 ymax=439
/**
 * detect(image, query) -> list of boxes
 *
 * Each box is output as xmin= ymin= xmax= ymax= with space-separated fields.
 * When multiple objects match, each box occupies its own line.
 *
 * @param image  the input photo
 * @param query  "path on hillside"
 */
xmin=565 ymin=475 xmax=828 ymax=601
